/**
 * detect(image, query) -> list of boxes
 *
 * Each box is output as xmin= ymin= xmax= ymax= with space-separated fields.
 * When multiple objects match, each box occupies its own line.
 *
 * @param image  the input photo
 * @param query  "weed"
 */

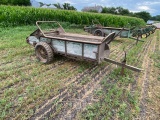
xmin=78 ymin=36 xmax=147 ymax=119
xmin=79 ymin=67 xmax=139 ymax=119
xmin=81 ymin=76 xmax=91 ymax=85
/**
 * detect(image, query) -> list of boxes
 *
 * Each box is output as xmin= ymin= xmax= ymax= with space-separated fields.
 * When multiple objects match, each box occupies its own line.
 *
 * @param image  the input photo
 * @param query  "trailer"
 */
xmin=26 ymin=21 xmax=116 ymax=63
xmin=84 ymin=24 xmax=129 ymax=38
xmin=84 ymin=20 xmax=156 ymax=39
xmin=26 ymin=21 xmax=142 ymax=73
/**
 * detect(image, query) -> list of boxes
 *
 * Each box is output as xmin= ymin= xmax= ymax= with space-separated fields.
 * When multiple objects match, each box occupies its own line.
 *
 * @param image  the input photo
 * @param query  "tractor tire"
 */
xmin=35 ymin=42 xmax=54 ymax=64
xmin=94 ymin=30 xmax=103 ymax=36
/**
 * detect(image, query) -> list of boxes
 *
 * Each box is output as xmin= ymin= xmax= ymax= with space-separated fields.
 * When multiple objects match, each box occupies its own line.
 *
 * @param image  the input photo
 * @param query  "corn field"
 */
xmin=0 ymin=5 xmax=146 ymax=27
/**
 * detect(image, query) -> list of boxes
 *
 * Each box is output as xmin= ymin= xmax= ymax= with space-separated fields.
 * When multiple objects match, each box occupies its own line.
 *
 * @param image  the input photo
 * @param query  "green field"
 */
xmin=0 ymin=5 xmax=145 ymax=27
xmin=0 ymin=24 xmax=159 ymax=119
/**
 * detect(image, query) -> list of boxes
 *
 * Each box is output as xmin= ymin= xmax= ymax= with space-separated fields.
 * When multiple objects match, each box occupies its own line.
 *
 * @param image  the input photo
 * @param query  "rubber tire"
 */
xmin=94 ymin=30 xmax=103 ymax=36
xmin=35 ymin=42 xmax=54 ymax=64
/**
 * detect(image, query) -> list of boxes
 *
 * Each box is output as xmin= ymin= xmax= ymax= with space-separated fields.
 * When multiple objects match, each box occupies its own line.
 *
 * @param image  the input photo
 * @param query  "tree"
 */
xmin=53 ymin=2 xmax=76 ymax=10
xmin=53 ymin=3 xmax=62 ymax=9
xmin=107 ymin=7 xmax=117 ymax=14
xmin=69 ymin=6 xmax=77 ymax=10
xmin=0 ymin=0 xmax=31 ymax=6
xmin=151 ymin=15 xmax=160 ymax=21
xmin=101 ymin=6 xmax=130 ymax=15
xmin=63 ymin=3 xmax=76 ymax=10
xmin=134 ymin=11 xmax=151 ymax=22
xmin=101 ymin=7 xmax=118 ymax=14
xmin=0 ymin=0 xmax=8 ymax=5
xmin=46 ymin=4 xmax=51 ymax=7
xmin=116 ymin=7 xmax=130 ymax=15
xmin=63 ymin=3 xmax=70 ymax=10
xmin=101 ymin=7 xmax=108 ymax=13
xmin=39 ymin=2 xmax=44 ymax=7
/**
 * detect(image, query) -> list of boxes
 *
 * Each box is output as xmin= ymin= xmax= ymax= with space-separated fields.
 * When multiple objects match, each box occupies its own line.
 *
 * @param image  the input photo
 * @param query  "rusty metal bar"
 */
xmin=120 ymin=50 xmax=127 ymax=75
xmin=104 ymin=58 xmax=143 ymax=72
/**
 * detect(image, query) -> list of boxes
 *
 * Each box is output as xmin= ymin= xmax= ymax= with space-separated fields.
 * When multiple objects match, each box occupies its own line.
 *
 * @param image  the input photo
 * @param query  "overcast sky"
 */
xmin=36 ymin=0 xmax=160 ymax=16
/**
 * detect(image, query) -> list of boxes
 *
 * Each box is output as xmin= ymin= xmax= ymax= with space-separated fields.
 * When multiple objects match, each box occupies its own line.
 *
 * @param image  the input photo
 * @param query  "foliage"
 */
xmin=151 ymin=15 xmax=160 ymax=21
xmin=53 ymin=2 xmax=76 ymax=10
xmin=134 ymin=11 xmax=151 ymax=22
xmin=101 ymin=6 xmax=152 ymax=22
xmin=39 ymin=2 xmax=44 ymax=7
xmin=0 ymin=0 xmax=31 ymax=6
xmin=116 ymin=7 xmax=130 ymax=15
xmin=63 ymin=3 xmax=76 ymax=10
xmin=0 ymin=5 xmax=145 ymax=27
xmin=102 ymin=6 xmax=130 ymax=15
xmin=53 ymin=3 xmax=62 ymax=9
xmin=80 ymin=70 xmax=139 ymax=120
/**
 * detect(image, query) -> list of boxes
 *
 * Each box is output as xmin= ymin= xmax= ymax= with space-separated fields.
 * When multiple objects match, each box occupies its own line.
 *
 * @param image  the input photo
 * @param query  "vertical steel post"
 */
xmin=121 ymin=50 xmax=127 ymax=76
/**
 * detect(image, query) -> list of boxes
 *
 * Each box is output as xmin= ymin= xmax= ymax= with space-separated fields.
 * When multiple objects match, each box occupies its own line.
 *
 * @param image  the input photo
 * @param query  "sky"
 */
xmin=35 ymin=0 xmax=160 ymax=16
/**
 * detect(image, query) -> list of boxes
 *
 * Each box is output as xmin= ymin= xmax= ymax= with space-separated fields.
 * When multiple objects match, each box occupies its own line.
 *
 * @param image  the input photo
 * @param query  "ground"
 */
xmin=0 ymin=26 xmax=159 ymax=120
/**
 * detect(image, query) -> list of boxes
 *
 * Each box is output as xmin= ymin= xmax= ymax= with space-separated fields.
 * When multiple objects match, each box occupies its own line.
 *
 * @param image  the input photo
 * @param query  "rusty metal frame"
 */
xmin=27 ymin=21 xmax=143 ymax=73
xmin=36 ymin=21 xmax=66 ymax=36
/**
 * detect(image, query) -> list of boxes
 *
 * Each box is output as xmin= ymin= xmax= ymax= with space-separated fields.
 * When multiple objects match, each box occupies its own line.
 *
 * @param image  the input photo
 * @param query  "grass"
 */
xmin=151 ymin=30 xmax=160 ymax=81
xmin=0 ymin=25 xmax=159 ymax=119
xmin=0 ymin=25 xmax=76 ymax=118
xmin=79 ymin=31 xmax=159 ymax=119
xmin=79 ymin=67 xmax=139 ymax=120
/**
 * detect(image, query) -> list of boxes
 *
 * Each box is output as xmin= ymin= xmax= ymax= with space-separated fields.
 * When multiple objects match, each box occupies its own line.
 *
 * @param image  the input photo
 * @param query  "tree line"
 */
xmin=0 ymin=0 xmax=31 ymax=6
xmin=103 ymin=7 xmax=159 ymax=22
xmin=89 ymin=6 xmax=151 ymax=22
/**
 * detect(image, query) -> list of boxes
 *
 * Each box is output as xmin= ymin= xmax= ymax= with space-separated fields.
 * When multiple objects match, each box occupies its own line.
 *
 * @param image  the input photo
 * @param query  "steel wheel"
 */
xmin=94 ymin=30 xmax=103 ymax=36
xmin=142 ymin=34 xmax=147 ymax=38
xmin=35 ymin=42 xmax=54 ymax=64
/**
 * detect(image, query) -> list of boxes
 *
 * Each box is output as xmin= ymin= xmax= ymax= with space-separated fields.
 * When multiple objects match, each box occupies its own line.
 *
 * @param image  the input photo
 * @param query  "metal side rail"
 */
xmin=104 ymin=58 xmax=143 ymax=72
xmin=113 ymin=28 xmax=125 ymax=39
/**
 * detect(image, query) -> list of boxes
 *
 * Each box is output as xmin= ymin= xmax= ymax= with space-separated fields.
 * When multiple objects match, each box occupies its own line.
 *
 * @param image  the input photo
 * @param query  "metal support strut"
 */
xmin=121 ymin=49 xmax=127 ymax=75
xmin=104 ymin=49 xmax=143 ymax=74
